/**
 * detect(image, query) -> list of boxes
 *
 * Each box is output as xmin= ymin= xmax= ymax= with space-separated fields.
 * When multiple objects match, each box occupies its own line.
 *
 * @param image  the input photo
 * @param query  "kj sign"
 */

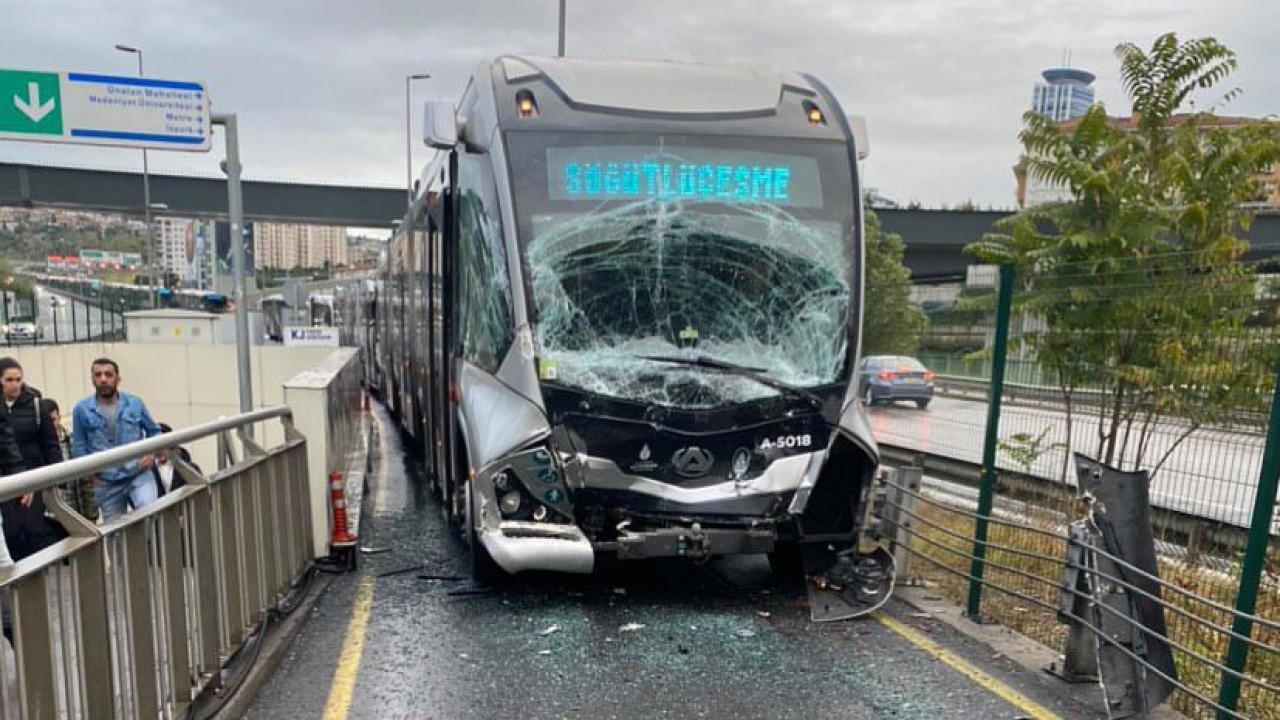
xmin=283 ymin=326 xmax=340 ymax=347
xmin=0 ymin=68 xmax=210 ymax=151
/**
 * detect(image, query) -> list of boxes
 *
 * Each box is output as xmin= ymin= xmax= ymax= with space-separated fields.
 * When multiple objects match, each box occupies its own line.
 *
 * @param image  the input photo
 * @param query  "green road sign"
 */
xmin=0 ymin=69 xmax=62 ymax=136
xmin=0 ymin=67 xmax=209 ymax=151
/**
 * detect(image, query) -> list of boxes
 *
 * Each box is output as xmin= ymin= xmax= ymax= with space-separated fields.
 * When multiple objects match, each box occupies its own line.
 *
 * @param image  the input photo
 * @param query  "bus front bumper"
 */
xmin=482 ymin=521 xmax=595 ymax=574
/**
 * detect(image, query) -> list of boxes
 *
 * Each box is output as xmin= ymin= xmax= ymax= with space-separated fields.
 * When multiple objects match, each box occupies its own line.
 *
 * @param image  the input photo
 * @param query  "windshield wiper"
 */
xmin=637 ymin=354 xmax=824 ymax=410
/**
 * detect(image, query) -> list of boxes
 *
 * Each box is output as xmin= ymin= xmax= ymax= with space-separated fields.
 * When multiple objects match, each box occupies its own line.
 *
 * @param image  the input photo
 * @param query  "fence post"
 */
xmin=966 ymin=263 xmax=1014 ymax=619
xmin=1216 ymin=365 xmax=1280 ymax=717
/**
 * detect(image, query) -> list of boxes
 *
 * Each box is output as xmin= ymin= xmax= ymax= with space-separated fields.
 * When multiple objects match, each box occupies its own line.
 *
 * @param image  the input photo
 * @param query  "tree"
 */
xmin=967 ymin=33 xmax=1280 ymax=476
xmin=862 ymin=209 xmax=928 ymax=356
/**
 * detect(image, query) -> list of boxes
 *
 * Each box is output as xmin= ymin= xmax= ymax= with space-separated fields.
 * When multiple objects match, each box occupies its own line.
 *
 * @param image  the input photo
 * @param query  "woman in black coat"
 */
xmin=0 ymin=358 xmax=67 ymax=559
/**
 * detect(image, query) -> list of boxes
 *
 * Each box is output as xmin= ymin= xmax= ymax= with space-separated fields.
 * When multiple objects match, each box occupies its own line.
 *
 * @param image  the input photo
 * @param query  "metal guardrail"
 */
xmin=0 ymin=406 xmax=315 ymax=720
xmin=934 ymin=374 xmax=1271 ymax=431
xmin=876 ymin=467 xmax=1280 ymax=719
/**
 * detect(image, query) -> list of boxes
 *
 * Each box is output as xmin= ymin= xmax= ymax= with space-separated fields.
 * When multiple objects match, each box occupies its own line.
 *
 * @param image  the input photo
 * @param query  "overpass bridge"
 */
xmin=9 ymin=161 xmax=1279 ymax=280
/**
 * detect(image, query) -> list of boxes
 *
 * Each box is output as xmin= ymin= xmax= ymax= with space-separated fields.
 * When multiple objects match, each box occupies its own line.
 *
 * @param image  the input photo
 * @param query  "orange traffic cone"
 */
xmin=330 ymin=471 xmax=355 ymax=545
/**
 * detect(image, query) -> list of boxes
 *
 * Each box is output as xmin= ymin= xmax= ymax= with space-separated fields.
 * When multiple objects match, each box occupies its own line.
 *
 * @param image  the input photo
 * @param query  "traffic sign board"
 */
xmin=0 ymin=68 xmax=210 ymax=151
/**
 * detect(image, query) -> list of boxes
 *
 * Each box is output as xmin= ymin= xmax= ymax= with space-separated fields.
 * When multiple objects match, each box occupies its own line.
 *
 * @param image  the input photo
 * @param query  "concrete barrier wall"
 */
xmin=0 ymin=342 xmax=337 ymax=471
xmin=283 ymin=347 xmax=362 ymax=557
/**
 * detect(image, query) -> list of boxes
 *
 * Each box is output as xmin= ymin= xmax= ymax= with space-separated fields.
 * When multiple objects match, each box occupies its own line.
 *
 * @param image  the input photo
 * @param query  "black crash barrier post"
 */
xmin=1059 ymin=453 xmax=1177 ymax=718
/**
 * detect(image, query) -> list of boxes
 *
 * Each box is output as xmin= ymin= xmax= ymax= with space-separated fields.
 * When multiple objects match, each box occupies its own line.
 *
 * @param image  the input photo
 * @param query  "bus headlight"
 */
xmin=483 ymin=444 xmax=574 ymax=523
xmin=500 ymin=491 xmax=522 ymax=515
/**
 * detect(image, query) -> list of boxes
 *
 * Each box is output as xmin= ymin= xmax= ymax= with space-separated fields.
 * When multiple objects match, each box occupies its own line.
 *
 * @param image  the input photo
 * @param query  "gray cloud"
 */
xmin=2 ymin=0 xmax=1275 ymax=208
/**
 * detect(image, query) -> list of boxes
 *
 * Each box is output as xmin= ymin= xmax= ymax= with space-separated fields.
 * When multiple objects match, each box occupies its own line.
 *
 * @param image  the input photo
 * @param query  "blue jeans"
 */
xmin=94 ymin=472 xmax=158 ymax=521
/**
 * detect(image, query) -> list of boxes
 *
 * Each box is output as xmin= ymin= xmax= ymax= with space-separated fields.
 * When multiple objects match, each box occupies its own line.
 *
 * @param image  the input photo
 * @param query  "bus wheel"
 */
xmin=768 ymin=542 xmax=804 ymax=580
xmin=464 ymin=476 xmax=505 ymax=585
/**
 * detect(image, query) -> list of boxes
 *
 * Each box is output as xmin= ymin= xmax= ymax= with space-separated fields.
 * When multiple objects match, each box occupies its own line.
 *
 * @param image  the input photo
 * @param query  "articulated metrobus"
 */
xmin=358 ymin=56 xmax=887 ymax=614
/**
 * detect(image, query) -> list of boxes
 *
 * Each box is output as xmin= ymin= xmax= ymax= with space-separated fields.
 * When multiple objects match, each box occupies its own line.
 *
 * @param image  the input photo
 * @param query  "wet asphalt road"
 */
xmin=246 ymin=403 xmax=1101 ymax=720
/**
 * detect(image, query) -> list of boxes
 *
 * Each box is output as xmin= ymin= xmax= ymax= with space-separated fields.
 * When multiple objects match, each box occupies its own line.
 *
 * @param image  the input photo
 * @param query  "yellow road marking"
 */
xmin=322 ymin=576 xmax=375 ymax=720
xmin=875 ymin=613 xmax=1062 ymax=720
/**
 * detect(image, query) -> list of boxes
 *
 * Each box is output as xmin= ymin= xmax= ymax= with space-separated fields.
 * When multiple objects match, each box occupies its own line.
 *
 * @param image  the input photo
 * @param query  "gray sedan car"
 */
xmin=855 ymin=355 xmax=935 ymax=409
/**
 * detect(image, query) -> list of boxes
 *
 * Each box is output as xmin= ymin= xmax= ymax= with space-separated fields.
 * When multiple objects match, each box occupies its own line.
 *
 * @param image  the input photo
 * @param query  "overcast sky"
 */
xmin=3 ymin=0 xmax=1276 ymax=210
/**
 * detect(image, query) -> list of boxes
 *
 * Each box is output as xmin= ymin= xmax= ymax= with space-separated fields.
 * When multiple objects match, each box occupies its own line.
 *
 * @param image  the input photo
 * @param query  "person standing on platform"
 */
xmin=71 ymin=358 xmax=163 ymax=521
xmin=0 ymin=358 xmax=66 ymax=559
xmin=0 ymin=398 xmax=25 ymax=566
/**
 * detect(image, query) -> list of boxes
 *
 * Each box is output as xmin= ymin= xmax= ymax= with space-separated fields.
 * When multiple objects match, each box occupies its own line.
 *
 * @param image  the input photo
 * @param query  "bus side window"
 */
xmin=455 ymin=153 xmax=514 ymax=372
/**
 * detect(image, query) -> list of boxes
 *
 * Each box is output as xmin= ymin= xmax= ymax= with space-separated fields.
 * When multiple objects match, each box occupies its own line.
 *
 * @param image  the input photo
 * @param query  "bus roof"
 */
xmin=499 ymin=56 xmax=817 ymax=116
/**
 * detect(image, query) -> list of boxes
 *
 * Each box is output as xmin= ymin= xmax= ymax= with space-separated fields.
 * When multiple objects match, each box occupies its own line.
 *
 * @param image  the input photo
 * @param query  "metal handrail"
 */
xmin=894 ymin=539 xmax=1251 ymax=720
xmin=899 ymin=522 xmax=1280 ymax=694
xmin=884 ymin=475 xmax=1280 ymax=632
xmin=893 ymin=490 xmax=1280 ymax=656
xmin=0 ymin=405 xmax=293 ymax=503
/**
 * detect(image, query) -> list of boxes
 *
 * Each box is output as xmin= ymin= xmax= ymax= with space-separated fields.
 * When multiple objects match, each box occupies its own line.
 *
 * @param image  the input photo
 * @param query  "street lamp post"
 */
xmin=114 ymin=43 xmax=157 ymax=306
xmin=558 ymin=0 xmax=567 ymax=57
xmin=405 ymin=73 xmax=431 ymax=211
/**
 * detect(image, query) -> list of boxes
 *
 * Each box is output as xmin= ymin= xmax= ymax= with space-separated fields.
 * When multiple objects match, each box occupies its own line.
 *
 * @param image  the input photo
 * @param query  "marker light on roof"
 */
xmin=516 ymin=89 xmax=538 ymax=118
xmin=802 ymin=100 xmax=826 ymax=125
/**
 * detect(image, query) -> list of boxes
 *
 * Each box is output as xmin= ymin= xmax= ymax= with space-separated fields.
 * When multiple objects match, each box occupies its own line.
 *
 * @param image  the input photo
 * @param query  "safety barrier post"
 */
xmin=966 ymin=263 xmax=1014 ymax=619
xmin=329 ymin=471 xmax=355 ymax=545
xmin=1216 ymin=365 xmax=1280 ymax=717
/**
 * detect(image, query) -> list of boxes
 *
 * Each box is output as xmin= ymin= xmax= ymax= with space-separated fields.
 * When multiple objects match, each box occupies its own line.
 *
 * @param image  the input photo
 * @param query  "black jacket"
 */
xmin=1 ymin=386 xmax=66 ymax=561
xmin=3 ymin=386 xmax=62 ymax=472
xmin=0 ymin=410 xmax=23 ymax=476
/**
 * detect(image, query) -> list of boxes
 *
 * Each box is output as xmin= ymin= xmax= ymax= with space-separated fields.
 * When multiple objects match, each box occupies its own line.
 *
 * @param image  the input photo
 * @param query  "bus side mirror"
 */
xmin=849 ymin=115 xmax=869 ymax=161
xmin=423 ymin=100 xmax=459 ymax=150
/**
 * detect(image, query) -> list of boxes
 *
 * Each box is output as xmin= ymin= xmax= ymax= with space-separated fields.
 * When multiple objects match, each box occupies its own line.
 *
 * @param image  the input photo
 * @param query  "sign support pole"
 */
xmin=213 ymin=112 xmax=253 ymax=430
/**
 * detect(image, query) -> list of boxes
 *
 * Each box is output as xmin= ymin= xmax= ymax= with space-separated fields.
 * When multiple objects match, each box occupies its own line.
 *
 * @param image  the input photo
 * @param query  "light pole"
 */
xmin=558 ymin=0 xmax=567 ymax=57
xmin=405 ymin=73 xmax=431 ymax=211
xmin=114 ymin=43 xmax=156 ymax=306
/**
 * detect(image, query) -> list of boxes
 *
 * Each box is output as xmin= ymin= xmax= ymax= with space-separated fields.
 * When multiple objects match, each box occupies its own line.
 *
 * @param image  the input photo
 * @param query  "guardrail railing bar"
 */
xmin=122 ymin=521 xmax=159 ymax=719
xmin=890 ymin=491 xmax=1280 ymax=656
xmin=893 ymin=537 xmax=1253 ymax=719
xmin=269 ymin=452 xmax=288 ymax=601
xmin=160 ymin=505 xmax=191 ymax=713
xmin=0 ymin=406 xmax=292 ymax=505
xmin=241 ymin=464 xmax=265 ymax=626
xmin=887 ymin=473 xmax=1280 ymax=637
xmin=259 ymin=457 xmax=281 ymax=605
xmin=902 ymin=520 xmax=1280 ymax=694
xmin=189 ymin=479 xmax=221 ymax=679
xmin=14 ymin=570 xmax=55 ymax=720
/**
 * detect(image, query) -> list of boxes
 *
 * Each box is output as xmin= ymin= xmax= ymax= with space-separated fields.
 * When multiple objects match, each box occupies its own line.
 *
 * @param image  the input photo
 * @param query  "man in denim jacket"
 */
xmin=71 ymin=358 xmax=163 ymax=520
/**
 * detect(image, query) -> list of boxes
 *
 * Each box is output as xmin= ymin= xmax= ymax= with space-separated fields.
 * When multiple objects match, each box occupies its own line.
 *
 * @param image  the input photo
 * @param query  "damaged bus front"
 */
xmin=404 ymin=57 xmax=887 ymax=613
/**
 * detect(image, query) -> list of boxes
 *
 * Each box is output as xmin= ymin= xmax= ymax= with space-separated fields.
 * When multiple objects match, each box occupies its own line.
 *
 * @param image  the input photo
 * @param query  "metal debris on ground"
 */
xmin=447 ymin=588 xmax=498 ymax=598
xmin=806 ymin=546 xmax=895 ymax=622
xmin=734 ymin=629 xmax=757 ymax=639
xmin=375 ymin=564 xmax=427 ymax=578
xmin=360 ymin=546 xmax=390 ymax=555
xmin=539 ymin=624 xmax=562 ymax=637
xmin=618 ymin=622 xmax=645 ymax=633
xmin=537 ymin=649 xmax=552 ymax=656
xmin=756 ymin=611 xmax=772 ymax=619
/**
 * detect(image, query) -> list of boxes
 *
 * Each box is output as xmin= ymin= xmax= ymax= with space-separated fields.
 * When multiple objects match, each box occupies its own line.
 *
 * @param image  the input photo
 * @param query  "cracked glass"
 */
xmin=509 ymin=133 xmax=856 ymax=409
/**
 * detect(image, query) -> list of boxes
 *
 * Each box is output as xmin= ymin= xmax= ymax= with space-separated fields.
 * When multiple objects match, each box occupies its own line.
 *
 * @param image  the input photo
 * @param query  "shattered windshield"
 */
xmin=508 ymin=133 xmax=856 ymax=409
